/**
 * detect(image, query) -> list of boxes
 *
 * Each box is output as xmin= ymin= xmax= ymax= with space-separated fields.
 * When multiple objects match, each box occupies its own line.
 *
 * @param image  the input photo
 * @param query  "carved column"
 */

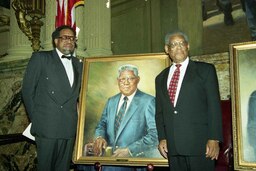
xmin=41 ymin=0 xmax=55 ymax=51
xmin=160 ymin=0 xmax=202 ymax=56
xmin=177 ymin=0 xmax=203 ymax=55
xmin=0 ymin=7 xmax=10 ymax=55
xmin=75 ymin=5 xmax=87 ymax=58
xmin=6 ymin=0 xmax=32 ymax=61
xmin=83 ymin=0 xmax=112 ymax=56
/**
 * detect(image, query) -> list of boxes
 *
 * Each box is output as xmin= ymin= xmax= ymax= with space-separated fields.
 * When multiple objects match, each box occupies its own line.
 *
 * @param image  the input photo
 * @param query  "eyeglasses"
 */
xmin=118 ymin=77 xmax=137 ymax=83
xmin=169 ymin=41 xmax=187 ymax=49
xmin=58 ymin=35 xmax=77 ymax=42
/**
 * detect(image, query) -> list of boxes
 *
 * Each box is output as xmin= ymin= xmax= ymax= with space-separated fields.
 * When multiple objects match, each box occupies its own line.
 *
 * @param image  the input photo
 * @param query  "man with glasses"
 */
xmin=22 ymin=25 xmax=83 ymax=171
xmin=155 ymin=31 xmax=223 ymax=171
xmin=90 ymin=64 xmax=159 ymax=171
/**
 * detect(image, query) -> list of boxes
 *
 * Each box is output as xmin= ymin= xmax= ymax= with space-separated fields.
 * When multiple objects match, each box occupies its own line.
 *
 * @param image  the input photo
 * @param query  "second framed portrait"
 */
xmin=230 ymin=42 xmax=256 ymax=170
xmin=73 ymin=53 xmax=170 ymax=166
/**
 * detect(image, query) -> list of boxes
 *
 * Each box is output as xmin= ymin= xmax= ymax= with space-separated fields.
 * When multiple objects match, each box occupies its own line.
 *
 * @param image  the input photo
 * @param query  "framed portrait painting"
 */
xmin=230 ymin=42 xmax=256 ymax=170
xmin=73 ymin=53 xmax=169 ymax=166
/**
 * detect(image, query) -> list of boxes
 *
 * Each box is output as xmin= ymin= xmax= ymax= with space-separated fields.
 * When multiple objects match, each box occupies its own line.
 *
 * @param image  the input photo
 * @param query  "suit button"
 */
xmin=46 ymin=77 xmax=49 ymax=80
xmin=174 ymin=111 xmax=178 ymax=114
xmin=51 ymin=91 xmax=54 ymax=94
xmin=60 ymin=106 xmax=63 ymax=108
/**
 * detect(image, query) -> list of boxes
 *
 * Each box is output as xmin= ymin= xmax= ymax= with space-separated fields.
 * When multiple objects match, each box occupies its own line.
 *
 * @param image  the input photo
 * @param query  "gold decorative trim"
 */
xmin=12 ymin=0 xmax=45 ymax=51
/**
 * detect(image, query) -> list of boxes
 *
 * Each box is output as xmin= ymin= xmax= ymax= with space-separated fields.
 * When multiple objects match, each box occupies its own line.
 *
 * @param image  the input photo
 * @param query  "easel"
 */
xmin=93 ymin=162 xmax=154 ymax=171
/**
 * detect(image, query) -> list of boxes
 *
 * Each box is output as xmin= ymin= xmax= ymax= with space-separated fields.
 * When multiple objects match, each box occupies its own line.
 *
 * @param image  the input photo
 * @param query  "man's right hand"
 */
xmin=158 ymin=139 xmax=168 ymax=159
xmin=93 ymin=137 xmax=107 ymax=156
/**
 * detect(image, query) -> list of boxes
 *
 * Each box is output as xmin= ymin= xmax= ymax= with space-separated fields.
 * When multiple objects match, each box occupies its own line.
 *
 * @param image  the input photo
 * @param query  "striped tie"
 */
xmin=114 ymin=96 xmax=128 ymax=136
xmin=168 ymin=64 xmax=181 ymax=105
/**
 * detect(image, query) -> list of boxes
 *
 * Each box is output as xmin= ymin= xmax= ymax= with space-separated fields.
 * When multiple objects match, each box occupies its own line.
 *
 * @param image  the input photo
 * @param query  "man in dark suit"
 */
xmin=155 ymin=31 xmax=223 ymax=171
xmin=22 ymin=25 xmax=83 ymax=171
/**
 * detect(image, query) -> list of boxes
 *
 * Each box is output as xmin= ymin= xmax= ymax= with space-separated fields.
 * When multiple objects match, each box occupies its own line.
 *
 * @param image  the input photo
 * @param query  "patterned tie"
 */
xmin=168 ymin=64 xmax=181 ymax=105
xmin=114 ymin=96 xmax=128 ymax=136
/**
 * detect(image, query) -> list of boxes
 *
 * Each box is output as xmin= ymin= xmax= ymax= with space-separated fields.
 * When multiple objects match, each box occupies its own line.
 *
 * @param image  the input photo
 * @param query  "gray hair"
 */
xmin=164 ymin=31 xmax=189 ymax=45
xmin=118 ymin=64 xmax=139 ymax=77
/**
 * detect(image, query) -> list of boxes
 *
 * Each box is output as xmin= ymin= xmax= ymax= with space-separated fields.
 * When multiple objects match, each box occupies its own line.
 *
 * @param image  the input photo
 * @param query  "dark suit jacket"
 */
xmin=155 ymin=59 xmax=223 ymax=156
xmin=22 ymin=49 xmax=83 ymax=139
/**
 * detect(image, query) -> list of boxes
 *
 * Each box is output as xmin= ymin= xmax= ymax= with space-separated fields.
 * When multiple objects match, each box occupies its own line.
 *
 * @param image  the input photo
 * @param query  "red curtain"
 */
xmin=55 ymin=0 xmax=84 ymax=30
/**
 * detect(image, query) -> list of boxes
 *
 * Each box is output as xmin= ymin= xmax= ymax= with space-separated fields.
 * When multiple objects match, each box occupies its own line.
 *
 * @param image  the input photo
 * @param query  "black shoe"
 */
xmin=252 ymin=36 xmax=256 ymax=41
xmin=224 ymin=14 xmax=234 ymax=26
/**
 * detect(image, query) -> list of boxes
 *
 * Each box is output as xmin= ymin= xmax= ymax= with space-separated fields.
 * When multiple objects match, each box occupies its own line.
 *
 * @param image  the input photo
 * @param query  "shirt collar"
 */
xmin=56 ymin=48 xmax=71 ymax=60
xmin=172 ymin=57 xmax=189 ymax=69
xmin=121 ymin=89 xmax=137 ymax=102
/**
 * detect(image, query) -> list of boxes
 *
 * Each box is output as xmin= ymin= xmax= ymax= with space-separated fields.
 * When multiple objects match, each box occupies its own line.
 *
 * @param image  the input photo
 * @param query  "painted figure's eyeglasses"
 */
xmin=118 ymin=77 xmax=137 ymax=83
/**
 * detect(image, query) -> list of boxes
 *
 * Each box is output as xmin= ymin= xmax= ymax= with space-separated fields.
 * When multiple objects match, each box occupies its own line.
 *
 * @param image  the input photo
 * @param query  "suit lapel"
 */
xmin=111 ymin=94 xmax=121 ymax=140
xmin=71 ymin=59 xmax=79 ymax=91
xmin=176 ymin=60 xmax=195 ymax=106
xmin=51 ymin=50 xmax=72 ymax=95
xmin=160 ymin=66 xmax=173 ymax=106
xmin=117 ymin=92 xmax=140 ymax=134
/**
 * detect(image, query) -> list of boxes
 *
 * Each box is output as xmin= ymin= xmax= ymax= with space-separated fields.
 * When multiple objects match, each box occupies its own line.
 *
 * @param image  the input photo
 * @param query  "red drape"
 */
xmin=55 ymin=0 xmax=84 ymax=30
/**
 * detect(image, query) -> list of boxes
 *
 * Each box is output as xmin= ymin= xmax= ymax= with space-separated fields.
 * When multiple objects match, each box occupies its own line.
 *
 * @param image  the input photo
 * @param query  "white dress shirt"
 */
xmin=167 ymin=57 xmax=189 ymax=106
xmin=56 ymin=48 xmax=74 ymax=87
xmin=117 ymin=89 xmax=137 ymax=115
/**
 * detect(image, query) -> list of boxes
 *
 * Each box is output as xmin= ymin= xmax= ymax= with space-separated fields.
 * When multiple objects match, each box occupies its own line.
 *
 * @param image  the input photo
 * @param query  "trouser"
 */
xmin=168 ymin=155 xmax=215 ymax=171
xmin=202 ymin=0 xmax=232 ymax=15
xmin=218 ymin=0 xmax=232 ymax=6
xmin=35 ymin=136 xmax=75 ymax=171
xmin=202 ymin=0 xmax=231 ymax=5
xmin=244 ymin=0 xmax=256 ymax=38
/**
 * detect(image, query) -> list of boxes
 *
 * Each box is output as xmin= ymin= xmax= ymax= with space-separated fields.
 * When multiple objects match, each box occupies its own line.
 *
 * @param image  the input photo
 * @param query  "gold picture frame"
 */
xmin=73 ymin=53 xmax=169 ymax=166
xmin=230 ymin=42 xmax=256 ymax=170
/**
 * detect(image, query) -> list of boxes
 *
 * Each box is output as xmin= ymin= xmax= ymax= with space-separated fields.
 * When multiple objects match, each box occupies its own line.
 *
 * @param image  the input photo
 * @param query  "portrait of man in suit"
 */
xmin=76 ymin=56 xmax=169 ymax=170
xmin=233 ymin=47 xmax=256 ymax=163
xmin=83 ymin=64 xmax=159 ymax=171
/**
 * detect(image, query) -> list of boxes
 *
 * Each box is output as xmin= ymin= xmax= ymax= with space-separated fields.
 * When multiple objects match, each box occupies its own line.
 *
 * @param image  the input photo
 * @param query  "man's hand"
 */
xmin=112 ymin=148 xmax=131 ymax=157
xmin=158 ymin=139 xmax=168 ymax=159
xmin=205 ymin=140 xmax=220 ymax=160
xmin=93 ymin=137 xmax=107 ymax=156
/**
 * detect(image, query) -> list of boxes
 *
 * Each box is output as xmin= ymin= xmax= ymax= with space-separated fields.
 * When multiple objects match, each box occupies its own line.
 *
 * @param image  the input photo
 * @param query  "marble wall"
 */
xmin=0 ymin=52 xmax=231 ymax=170
xmin=0 ymin=59 xmax=37 ymax=171
xmin=192 ymin=52 xmax=231 ymax=100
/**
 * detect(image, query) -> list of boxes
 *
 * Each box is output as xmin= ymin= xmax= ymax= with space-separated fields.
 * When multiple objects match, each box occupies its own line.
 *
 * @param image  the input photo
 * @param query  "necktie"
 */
xmin=61 ymin=55 xmax=72 ymax=60
xmin=115 ymin=96 xmax=128 ymax=136
xmin=168 ymin=64 xmax=181 ymax=105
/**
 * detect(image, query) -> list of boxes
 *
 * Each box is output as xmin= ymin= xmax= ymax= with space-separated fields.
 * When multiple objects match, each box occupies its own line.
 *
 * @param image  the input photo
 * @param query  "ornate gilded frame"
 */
xmin=230 ymin=42 xmax=256 ymax=170
xmin=73 ymin=53 xmax=169 ymax=166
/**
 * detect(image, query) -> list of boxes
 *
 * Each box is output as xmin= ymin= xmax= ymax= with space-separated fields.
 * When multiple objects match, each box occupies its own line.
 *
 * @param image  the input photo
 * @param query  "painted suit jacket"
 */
xmin=95 ymin=89 xmax=159 ymax=157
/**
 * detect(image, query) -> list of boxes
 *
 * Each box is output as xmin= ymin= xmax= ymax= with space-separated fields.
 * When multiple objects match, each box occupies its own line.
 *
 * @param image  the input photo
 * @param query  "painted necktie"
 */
xmin=114 ymin=96 xmax=128 ymax=136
